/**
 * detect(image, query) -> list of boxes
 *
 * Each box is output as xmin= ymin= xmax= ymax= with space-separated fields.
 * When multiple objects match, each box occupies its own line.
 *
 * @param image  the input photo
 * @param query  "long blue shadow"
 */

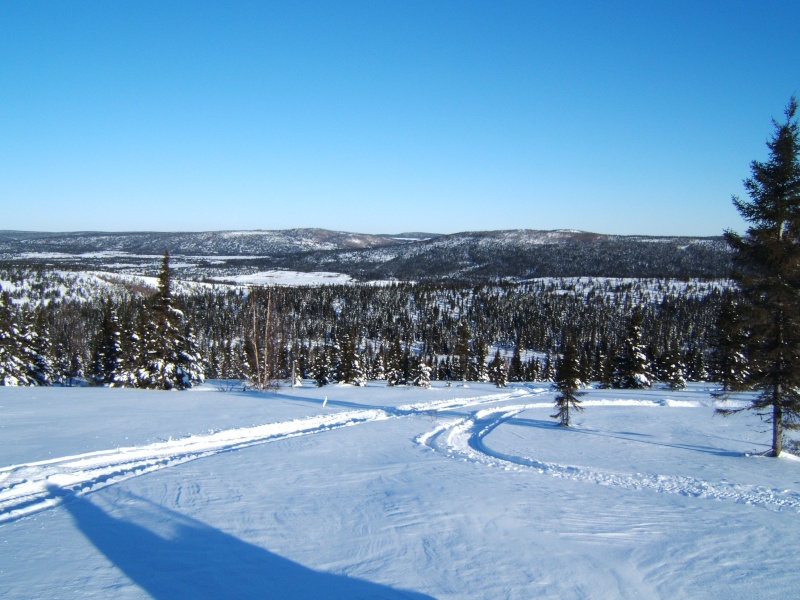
xmin=51 ymin=486 xmax=435 ymax=600
xmin=508 ymin=417 xmax=742 ymax=457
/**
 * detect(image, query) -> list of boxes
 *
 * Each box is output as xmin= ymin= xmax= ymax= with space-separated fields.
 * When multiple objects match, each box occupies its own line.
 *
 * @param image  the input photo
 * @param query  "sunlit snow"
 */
xmin=1 ymin=382 xmax=798 ymax=599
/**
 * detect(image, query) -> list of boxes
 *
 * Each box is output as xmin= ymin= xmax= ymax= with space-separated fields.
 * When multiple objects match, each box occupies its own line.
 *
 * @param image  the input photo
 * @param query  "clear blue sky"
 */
xmin=1 ymin=1 xmax=798 ymax=236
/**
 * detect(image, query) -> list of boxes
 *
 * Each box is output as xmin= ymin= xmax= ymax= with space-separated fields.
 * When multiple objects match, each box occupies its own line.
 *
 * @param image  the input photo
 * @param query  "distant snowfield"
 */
xmin=1 ymin=383 xmax=798 ymax=599
xmin=209 ymin=270 xmax=356 ymax=286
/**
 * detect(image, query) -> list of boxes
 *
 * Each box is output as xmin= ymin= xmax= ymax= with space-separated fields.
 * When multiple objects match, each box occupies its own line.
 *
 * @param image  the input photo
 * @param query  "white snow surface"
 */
xmin=1 ymin=382 xmax=798 ymax=599
xmin=209 ymin=270 xmax=356 ymax=286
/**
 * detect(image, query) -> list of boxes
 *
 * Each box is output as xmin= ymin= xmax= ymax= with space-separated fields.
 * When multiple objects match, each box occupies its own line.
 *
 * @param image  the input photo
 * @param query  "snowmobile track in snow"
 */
xmin=4 ymin=388 xmax=798 ymax=523
xmin=417 ymin=404 xmax=800 ymax=513
xmin=0 ymin=390 xmax=528 ymax=523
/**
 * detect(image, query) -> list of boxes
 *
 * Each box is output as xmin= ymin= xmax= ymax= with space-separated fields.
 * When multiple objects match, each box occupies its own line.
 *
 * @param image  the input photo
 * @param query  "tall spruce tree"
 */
xmin=612 ymin=307 xmax=653 ymax=389
xmin=718 ymin=96 xmax=800 ymax=456
xmin=0 ymin=289 xmax=36 ymax=386
xmin=90 ymin=299 xmax=122 ymax=385
xmin=488 ymin=349 xmax=507 ymax=388
xmin=551 ymin=341 xmax=585 ymax=426
xmin=710 ymin=295 xmax=749 ymax=391
xmin=139 ymin=252 xmax=204 ymax=390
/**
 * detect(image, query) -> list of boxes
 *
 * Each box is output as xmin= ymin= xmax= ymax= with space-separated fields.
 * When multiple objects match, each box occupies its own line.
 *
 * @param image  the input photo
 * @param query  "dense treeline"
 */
xmin=1 ymin=230 xmax=732 ymax=284
xmin=0 ymin=255 xmax=204 ymax=389
xmin=0 ymin=269 xmax=737 ymax=390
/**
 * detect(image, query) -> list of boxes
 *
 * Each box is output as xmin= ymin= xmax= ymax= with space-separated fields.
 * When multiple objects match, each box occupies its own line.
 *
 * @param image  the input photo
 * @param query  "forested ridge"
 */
xmin=0 ymin=262 xmax=735 ymax=390
xmin=0 ymin=228 xmax=732 ymax=282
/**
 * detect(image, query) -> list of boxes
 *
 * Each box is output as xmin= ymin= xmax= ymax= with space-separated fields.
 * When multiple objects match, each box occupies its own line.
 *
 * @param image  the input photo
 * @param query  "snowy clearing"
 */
xmin=1 ymin=382 xmax=798 ymax=599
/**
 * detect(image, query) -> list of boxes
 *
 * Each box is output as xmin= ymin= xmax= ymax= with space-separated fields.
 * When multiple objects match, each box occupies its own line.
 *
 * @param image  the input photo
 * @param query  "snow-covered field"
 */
xmin=1 ymin=382 xmax=798 ymax=599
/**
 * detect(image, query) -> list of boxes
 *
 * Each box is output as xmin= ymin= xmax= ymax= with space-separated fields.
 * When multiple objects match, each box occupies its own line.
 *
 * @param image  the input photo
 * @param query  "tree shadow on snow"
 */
xmin=508 ymin=417 xmax=742 ymax=457
xmin=50 ymin=486 xmax=435 ymax=600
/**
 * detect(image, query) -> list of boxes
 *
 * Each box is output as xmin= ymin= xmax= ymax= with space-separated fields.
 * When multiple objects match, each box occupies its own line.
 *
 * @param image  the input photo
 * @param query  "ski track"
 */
xmin=5 ymin=386 xmax=797 ymax=523
xmin=416 ymin=404 xmax=800 ymax=513
xmin=0 ymin=390 xmax=531 ymax=523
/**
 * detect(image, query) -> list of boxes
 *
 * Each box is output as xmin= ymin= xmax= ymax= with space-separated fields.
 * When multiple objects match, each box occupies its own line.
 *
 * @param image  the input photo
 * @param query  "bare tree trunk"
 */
xmin=251 ymin=299 xmax=261 ymax=387
xmin=263 ymin=288 xmax=272 ymax=389
xmin=773 ymin=384 xmax=783 ymax=456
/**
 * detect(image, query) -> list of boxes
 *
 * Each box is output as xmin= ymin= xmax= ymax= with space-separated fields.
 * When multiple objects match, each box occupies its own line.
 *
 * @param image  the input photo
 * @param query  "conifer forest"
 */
xmin=0 ymin=258 xmax=734 ymax=393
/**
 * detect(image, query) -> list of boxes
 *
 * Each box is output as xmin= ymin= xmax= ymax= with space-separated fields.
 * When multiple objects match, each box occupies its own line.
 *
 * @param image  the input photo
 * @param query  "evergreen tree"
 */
xmin=0 ymin=289 xmax=36 ymax=386
xmin=386 ymin=337 xmax=405 ymax=386
xmin=90 ymin=299 xmax=122 ymax=385
xmin=508 ymin=342 xmax=523 ymax=382
xmin=541 ymin=353 xmax=554 ymax=382
xmin=488 ymin=349 xmax=507 ymax=387
xmin=371 ymin=347 xmax=387 ymax=381
xmin=454 ymin=322 xmax=473 ymax=382
xmin=313 ymin=345 xmax=333 ymax=387
xmin=659 ymin=344 xmax=687 ymax=390
xmin=412 ymin=356 xmax=432 ymax=388
xmin=475 ymin=343 xmax=489 ymax=382
xmin=718 ymin=96 xmax=800 ymax=455
xmin=710 ymin=295 xmax=749 ymax=391
xmin=139 ymin=252 xmax=205 ymax=390
xmin=612 ymin=307 xmax=653 ymax=389
xmin=339 ymin=330 xmax=367 ymax=386
xmin=524 ymin=357 xmax=541 ymax=382
xmin=116 ymin=304 xmax=147 ymax=387
xmin=25 ymin=308 xmax=54 ymax=386
xmin=551 ymin=342 xmax=585 ymax=426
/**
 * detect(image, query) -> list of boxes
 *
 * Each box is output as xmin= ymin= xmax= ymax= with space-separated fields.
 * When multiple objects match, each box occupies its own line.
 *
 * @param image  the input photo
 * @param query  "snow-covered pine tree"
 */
xmin=0 ymin=289 xmax=36 ymax=386
xmin=339 ymin=330 xmax=367 ymax=386
xmin=25 ymin=308 xmax=54 ymax=386
xmin=659 ymin=344 xmax=687 ymax=390
xmin=488 ymin=349 xmax=507 ymax=388
xmin=524 ymin=357 xmax=540 ymax=382
xmin=313 ymin=345 xmax=333 ymax=387
xmin=508 ymin=342 xmax=523 ymax=382
xmin=551 ymin=341 xmax=585 ymax=426
xmin=412 ymin=356 xmax=432 ymax=388
xmin=370 ymin=347 xmax=386 ymax=381
xmin=115 ymin=303 xmax=147 ymax=387
xmin=139 ymin=252 xmax=205 ymax=390
xmin=89 ymin=299 xmax=123 ymax=386
xmin=612 ymin=307 xmax=653 ymax=389
xmin=386 ymin=337 xmax=405 ymax=386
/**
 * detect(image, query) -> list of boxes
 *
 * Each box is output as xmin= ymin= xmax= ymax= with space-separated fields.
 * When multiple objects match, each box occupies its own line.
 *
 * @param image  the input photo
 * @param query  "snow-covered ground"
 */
xmin=209 ymin=270 xmax=356 ymax=286
xmin=1 ymin=382 xmax=797 ymax=599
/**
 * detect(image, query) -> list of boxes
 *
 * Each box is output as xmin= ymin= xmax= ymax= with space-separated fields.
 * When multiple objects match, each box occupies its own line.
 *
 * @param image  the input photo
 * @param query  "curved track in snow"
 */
xmin=5 ymin=387 xmax=798 ymax=523
xmin=417 ymin=404 xmax=800 ymax=512
xmin=0 ymin=389 xmax=534 ymax=523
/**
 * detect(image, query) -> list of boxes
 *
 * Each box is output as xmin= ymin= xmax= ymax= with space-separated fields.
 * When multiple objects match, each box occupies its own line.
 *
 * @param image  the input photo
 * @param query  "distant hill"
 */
xmin=0 ymin=228 xmax=732 ymax=281
xmin=0 ymin=229 xmax=409 ymax=256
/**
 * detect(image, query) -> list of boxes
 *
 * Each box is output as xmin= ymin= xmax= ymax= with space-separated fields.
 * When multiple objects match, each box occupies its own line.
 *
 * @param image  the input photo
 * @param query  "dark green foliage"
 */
xmin=718 ymin=97 xmax=800 ymax=456
xmin=137 ymin=252 xmax=205 ymax=390
xmin=488 ymin=350 xmax=507 ymax=388
xmin=612 ymin=307 xmax=653 ymax=389
xmin=551 ymin=342 xmax=585 ymax=426
xmin=658 ymin=343 xmax=687 ymax=390
xmin=709 ymin=295 xmax=748 ymax=390
xmin=89 ymin=299 xmax=122 ymax=385
xmin=0 ymin=263 xmax=732 ymax=391
xmin=0 ymin=288 xmax=36 ymax=386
